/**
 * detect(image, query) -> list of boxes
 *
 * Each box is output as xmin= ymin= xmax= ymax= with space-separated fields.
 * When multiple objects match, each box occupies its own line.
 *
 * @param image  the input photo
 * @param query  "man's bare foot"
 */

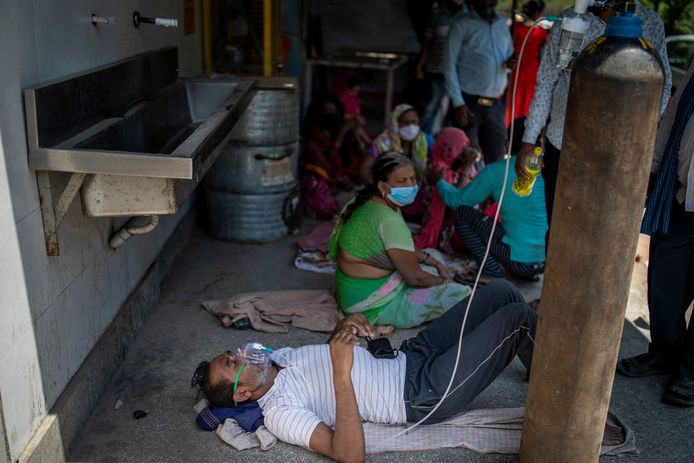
xmin=453 ymin=269 xmax=493 ymax=286
xmin=374 ymin=325 xmax=396 ymax=336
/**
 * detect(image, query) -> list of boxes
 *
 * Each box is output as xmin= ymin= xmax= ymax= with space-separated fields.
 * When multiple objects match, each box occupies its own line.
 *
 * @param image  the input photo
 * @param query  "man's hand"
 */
xmin=504 ymin=55 xmax=518 ymax=70
xmin=454 ymin=105 xmax=473 ymax=128
xmin=515 ymin=142 xmax=536 ymax=179
xmin=434 ymin=262 xmax=452 ymax=282
xmin=329 ymin=329 xmax=358 ymax=377
xmin=331 ymin=313 xmax=374 ymax=340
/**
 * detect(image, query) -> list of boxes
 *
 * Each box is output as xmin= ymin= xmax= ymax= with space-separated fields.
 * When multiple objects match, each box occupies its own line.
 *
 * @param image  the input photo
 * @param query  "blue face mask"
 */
xmin=387 ymin=185 xmax=419 ymax=207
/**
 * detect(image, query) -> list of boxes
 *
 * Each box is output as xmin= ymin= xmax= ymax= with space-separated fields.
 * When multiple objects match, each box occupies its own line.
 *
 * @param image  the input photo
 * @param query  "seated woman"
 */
xmin=415 ymin=127 xmax=478 ymax=250
xmin=331 ymin=72 xmax=372 ymax=150
xmin=433 ymin=154 xmax=548 ymax=281
xmin=328 ymin=152 xmax=471 ymax=329
xmin=301 ymin=95 xmax=367 ymax=218
xmin=369 ymin=104 xmax=432 ymax=218
xmin=369 ymin=104 xmax=431 ymax=173
xmin=302 ymin=95 xmax=367 ymax=184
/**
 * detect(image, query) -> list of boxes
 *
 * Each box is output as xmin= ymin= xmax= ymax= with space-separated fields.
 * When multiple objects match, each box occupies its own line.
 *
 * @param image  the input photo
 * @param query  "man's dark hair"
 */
xmin=522 ymin=0 xmax=545 ymax=17
xmin=191 ymin=361 xmax=236 ymax=407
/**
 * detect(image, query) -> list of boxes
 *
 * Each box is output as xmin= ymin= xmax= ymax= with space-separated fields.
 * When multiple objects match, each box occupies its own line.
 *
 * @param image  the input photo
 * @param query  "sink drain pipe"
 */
xmin=109 ymin=215 xmax=160 ymax=249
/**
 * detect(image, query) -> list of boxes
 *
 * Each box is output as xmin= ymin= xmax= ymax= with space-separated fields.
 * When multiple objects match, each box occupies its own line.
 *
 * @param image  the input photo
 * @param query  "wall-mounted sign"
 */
xmin=184 ymin=0 xmax=195 ymax=35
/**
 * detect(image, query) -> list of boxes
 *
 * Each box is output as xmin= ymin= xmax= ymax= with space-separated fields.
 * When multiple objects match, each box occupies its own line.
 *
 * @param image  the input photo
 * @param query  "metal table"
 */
xmin=304 ymin=52 xmax=409 ymax=126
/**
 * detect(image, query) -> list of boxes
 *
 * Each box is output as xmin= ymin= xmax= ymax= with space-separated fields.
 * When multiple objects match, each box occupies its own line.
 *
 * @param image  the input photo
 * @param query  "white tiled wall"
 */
xmin=0 ymin=0 xmax=203 ymax=459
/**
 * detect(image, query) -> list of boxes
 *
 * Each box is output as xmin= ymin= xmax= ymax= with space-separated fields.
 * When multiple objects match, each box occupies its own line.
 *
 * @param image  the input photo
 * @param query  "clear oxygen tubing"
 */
xmin=389 ymin=15 xmax=561 ymax=439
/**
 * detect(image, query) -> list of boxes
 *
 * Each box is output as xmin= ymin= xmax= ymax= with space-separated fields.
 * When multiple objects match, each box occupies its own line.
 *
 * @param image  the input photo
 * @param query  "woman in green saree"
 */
xmin=328 ymin=152 xmax=471 ymax=329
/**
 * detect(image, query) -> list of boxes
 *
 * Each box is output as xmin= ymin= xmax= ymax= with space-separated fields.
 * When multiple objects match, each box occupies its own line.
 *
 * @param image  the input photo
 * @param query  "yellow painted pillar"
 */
xmin=202 ymin=0 xmax=212 ymax=75
xmin=263 ymin=0 xmax=273 ymax=76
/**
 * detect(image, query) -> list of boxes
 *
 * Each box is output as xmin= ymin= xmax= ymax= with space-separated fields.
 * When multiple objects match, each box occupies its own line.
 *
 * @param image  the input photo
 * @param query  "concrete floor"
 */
xmin=68 ymin=222 xmax=694 ymax=463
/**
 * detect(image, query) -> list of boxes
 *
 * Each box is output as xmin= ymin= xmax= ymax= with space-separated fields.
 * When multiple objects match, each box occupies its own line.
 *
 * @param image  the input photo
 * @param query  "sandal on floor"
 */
xmin=454 ymin=270 xmax=492 ymax=286
xmin=663 ymin=378 xmax=694 ymax=407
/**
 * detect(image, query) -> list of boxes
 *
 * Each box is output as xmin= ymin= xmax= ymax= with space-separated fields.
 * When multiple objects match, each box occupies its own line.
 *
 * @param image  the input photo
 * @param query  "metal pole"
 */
xmin=519 ymin=34 xmax=664 ymax=462
xmin=385 ymin=68 xmax=395 ymax=128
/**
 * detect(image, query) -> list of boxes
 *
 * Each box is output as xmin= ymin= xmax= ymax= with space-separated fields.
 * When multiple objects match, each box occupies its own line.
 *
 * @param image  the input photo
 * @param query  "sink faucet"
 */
xmin=91 ymin=14 xmax=112 ymax=26
xmin=132 ymin=11 xmax=178 ymax=28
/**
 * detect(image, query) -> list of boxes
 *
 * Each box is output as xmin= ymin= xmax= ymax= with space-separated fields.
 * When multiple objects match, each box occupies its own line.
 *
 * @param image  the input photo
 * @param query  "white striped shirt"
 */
xmin=257 ymin=345 xmax=407 ymax=449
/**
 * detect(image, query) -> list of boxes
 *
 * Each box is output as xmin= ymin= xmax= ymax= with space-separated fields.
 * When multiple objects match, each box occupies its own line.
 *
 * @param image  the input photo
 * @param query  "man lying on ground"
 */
xmin=192 ymin=279 xmax=536 ymax=462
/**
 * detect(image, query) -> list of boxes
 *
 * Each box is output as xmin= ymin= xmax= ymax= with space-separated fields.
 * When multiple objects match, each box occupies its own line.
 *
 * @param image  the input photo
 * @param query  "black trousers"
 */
xmin=458 ymin=92 xmax=507 ymax=164
xmin=540 ymin=140 xmax=561 ymax=250
xmin=400 ymin=280 xmax=537 ymax=423
xmin=452 ymin=206 xmax=545 ymax=279
xmin=647 ymin=201 xmax=694 ymax=379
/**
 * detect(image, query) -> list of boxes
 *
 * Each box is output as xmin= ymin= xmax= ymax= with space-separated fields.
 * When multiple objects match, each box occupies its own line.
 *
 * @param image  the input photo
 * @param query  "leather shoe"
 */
xmin=663 ymin=377 xmax=694 ymax=407
xmin=616 ymin=353 xmax=675 ymax=377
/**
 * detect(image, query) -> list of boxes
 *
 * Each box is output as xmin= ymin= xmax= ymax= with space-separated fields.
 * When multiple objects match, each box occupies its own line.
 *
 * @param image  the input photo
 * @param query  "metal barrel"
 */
xmin=202 ymin=77 xmax=300 ymax=242
xmin=205 ymin=141 xmax=299 ymax=194
xmin=202 ymin=184 xmax=301 ymax=243
xmin=229 ymin=86 xmax=299 ymax=145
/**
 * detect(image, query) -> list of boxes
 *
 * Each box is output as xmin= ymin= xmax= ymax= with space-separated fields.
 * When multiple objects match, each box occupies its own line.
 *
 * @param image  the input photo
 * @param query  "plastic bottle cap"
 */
xmin=605 ymin=12 xmax=643 ymax=39
xmin=533 ymin=147 xmax=543 ymax=155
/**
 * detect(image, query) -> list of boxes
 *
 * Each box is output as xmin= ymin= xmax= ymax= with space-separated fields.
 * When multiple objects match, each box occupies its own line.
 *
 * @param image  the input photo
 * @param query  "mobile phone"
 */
xmin=366 ymin=336 xmax=398 ymax=359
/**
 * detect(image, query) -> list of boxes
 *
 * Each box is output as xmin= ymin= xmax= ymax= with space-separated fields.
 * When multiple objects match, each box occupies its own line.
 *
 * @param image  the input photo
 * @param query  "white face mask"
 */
xmin=398 ymin=124 xmax=420 ymax=142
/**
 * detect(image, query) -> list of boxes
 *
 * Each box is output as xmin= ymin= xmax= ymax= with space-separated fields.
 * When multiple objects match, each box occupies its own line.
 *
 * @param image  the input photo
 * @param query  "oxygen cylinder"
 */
xmin=520 ymin=8 xmax=664 ymax=463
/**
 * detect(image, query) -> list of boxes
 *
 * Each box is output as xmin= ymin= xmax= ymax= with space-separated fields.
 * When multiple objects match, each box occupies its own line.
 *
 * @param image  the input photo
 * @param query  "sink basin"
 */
xmin=72 ymin=81 xmax=239 ymax=155
xmin=25 ymin=48 xmax=255 ymax=180
xmin=24 ymin=47 xmax=260 ymax=217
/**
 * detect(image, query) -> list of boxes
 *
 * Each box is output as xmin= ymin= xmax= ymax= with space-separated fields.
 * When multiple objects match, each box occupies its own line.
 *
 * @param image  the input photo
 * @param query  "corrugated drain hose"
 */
xmin=109 ymin=215 xmax=160 ymax=249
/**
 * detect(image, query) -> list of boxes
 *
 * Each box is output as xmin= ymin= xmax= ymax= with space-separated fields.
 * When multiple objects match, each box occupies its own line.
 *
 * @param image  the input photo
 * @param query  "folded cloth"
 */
xmin=203 ymin=290 xmax=343 ymax=333
xmin=217 ymin=419 xmax=259 ymax=451
xmin=256 ymin=425 xmax=278 ymax=451
xmin=294 ymin=250 xmax=336 ymax=274
xmin=297 ymin=222 xmax=335 ymax=253
xmin=363 ymin=407 xmax=637 ymax=456
xmin=196 ymin=401 xmax=264 ymax=432
xmin=216 ymin=420 xmax=278 ymax=451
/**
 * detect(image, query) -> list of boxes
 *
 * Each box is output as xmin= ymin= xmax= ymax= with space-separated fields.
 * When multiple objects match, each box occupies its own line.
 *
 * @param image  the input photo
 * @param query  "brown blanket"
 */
xmin=202 ymin=290 xmax=343 ymax=333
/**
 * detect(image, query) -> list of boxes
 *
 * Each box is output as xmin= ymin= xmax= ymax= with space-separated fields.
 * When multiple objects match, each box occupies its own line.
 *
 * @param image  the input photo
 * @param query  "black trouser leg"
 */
xmin=452 ymin=206 xmax=506 ymax=278
xmin=401 ymin=280 xmax=536 ymax=423
xmin=402 ymin=280 xmax=526 ymax=353
xmin=477 ymin=100 xmax=507 ymax=164
xmin=647 ymin=203 xmax=694 ymax=379
xmin=541 ymin=141 xmax=560 ymax=250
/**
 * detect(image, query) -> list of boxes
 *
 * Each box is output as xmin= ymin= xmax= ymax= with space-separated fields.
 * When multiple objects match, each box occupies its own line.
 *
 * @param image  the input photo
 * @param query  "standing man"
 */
xmin=443 ymin=0 xmax=515 ymax=164
xmin=416 ymin=0 xmax=465 ymax=134
xmin=617 ymin=62 xmax=694 ymax=407
xmin=516 ymin=0 xmax=671 ymax=238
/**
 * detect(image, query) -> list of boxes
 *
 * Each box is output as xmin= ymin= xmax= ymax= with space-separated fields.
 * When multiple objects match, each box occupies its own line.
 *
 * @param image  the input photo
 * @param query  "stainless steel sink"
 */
xmin=26 ymin=49 xmax=255 ymax=179
xmin=24 ymin=47 xmax=257 ymax=217
xmin=70 ymin=81 xmax=239 ymax=155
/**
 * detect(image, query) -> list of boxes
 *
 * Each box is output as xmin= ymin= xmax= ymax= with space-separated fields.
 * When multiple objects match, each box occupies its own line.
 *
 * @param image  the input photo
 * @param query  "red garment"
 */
xmin=414 ymin=127 xmax=470 ymax=249
xmin=331 ymin=72 xmax=362 ymax=117
xmin=506 ymin=23 xmax=549 ymax=127
xmin=302 ymin=127 xmax=362 ymax=181
xmin=302 ymin=126 xmax=335 ymax=180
